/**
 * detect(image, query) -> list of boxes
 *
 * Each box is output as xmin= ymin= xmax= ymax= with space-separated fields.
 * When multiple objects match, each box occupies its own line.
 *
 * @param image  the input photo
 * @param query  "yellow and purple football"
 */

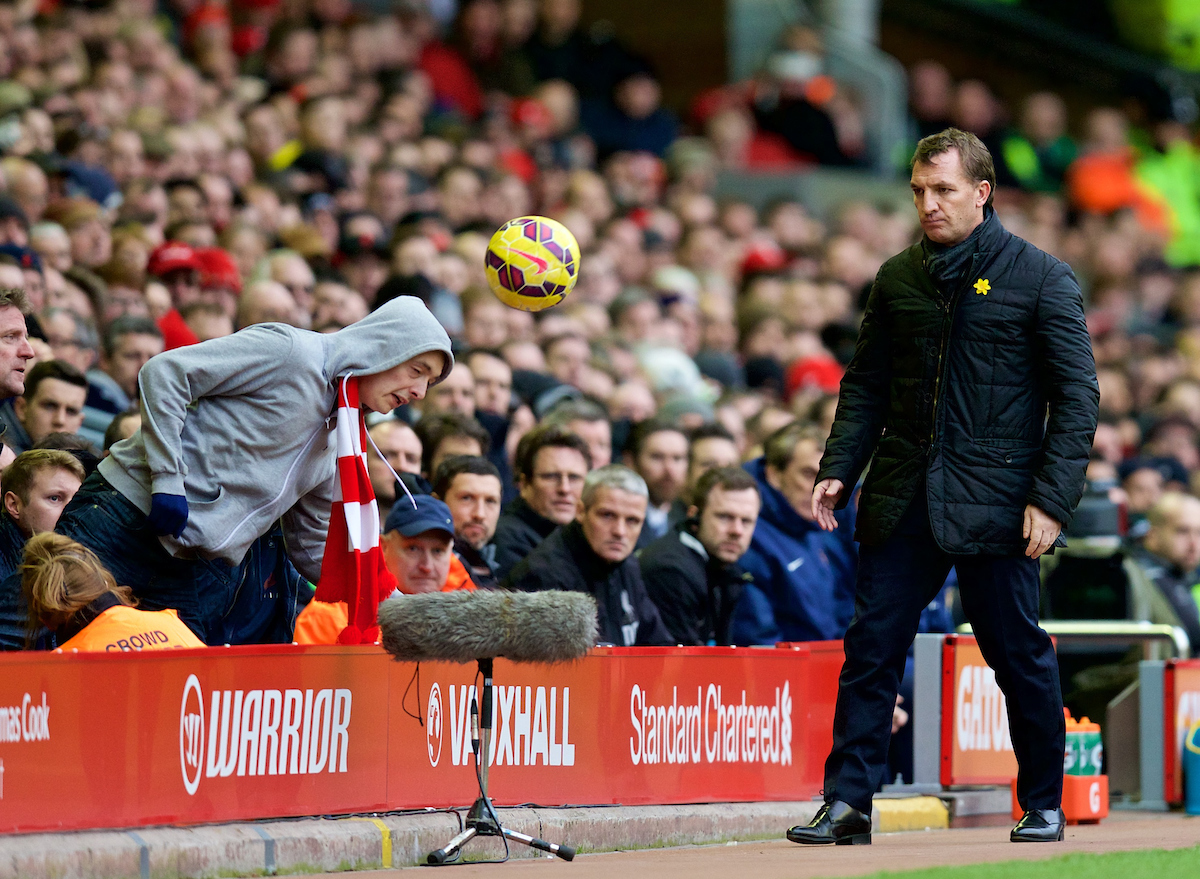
xmin=484 ymin=215 xmax=580 ymax=312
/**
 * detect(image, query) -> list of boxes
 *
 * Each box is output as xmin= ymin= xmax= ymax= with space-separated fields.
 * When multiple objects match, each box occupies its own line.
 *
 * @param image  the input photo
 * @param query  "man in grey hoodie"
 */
xmin=53 ymin=296 xmax=453 ymax=645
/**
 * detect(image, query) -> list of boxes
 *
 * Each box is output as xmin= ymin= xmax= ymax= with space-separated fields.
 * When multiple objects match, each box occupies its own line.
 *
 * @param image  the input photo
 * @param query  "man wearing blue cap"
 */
xmin=382 ymin=494 xmax=475 ymax=594
xmin=294 ymin=494 xmax=472 ymax=644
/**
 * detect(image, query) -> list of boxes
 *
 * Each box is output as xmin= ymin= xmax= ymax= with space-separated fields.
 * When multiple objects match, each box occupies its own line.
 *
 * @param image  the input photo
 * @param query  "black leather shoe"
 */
xmin=1010 ymin=807 xmax=1065 ymax=842
xmin=787 ymin=800 xmax=872 ymax=845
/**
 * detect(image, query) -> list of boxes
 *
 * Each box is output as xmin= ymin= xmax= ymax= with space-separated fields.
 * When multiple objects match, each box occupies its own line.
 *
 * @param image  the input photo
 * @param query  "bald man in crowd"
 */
xmin=236 ymin=279 xmax=300 ymax=329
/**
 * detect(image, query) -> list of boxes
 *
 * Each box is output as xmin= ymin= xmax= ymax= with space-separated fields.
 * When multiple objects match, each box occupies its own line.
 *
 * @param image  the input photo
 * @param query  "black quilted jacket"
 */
xmin=817 ymin=212 xmax=1100 ymax=554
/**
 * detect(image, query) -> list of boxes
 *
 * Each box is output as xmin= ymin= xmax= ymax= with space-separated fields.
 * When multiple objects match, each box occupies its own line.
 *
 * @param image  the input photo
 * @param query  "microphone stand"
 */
xmin=426 ymin=658 xmax=576 ymax=865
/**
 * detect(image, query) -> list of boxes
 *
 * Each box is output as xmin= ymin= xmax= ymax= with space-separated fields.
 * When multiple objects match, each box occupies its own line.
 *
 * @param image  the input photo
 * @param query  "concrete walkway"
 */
xmin=0 ymin=796 xmax=953 ymax=879
xmin=347 ymin=810 xmax=1197 ymax=879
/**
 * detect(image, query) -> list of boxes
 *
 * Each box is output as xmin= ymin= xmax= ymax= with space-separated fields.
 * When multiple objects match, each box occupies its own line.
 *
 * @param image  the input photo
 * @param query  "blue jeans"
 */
xmin=56 ymin=473 xmax=307 ymax=645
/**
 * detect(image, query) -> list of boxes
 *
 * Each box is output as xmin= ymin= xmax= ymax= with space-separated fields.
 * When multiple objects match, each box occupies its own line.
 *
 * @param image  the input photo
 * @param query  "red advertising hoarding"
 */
xmin=1162 ymin=658 xmax=1200 ymax=804
xmin=940 ymin=635 xmax=1019 ymax=786
xmin=0 ymin=642 xmax=842 ymax=834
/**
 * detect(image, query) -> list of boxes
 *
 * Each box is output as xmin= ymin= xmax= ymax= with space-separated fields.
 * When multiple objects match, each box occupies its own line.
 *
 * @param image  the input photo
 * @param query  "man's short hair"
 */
xmin=0 ymin=283 xmax=31 ymax=315
xmin=763 ymin=421 xmax=825 ymax=472
xmin=23 ymin=360 xmax=88 ymax=401
xmin=460 ymin=286 xmax=501 ymax=317
xmin=541 ymin=331 xmax=588 ymax=357
xmin=33 ymin=432 xmax=98 ymax=453
xmin=431 ymin=454 xmax=501 ymax=498
xmin=692 ymin=465 xmax=759 ymax=517
xmin=514 ymin=424 xmax=592 ymax=482
xmin=435 ymin=163 xmax=485 ymax=190
xmin=912 ymin=127 xmax=996 ymax=207
xmin=163 ymin=177 xmax=206 ymax=201
xmin=542 ymin=396 xmax=609 ymax=427
xmin=1144 ymin=414 xmax=1197 ymax=445
xmin=103 ymin=315 xmax=162 ymax=356
xmin=687 ymin=421 xmax=736 ymax=466
xmin=464 ymin=346 xmax=506 ymax=365
xmin=32 ymin=433 xmax=100 ymax=477
xmin=414 ymin=412 xmax=491 ymax=477
xmin=608 ymin=287 xmax=654 ymax=326
xmin=299 ymin=93 xmax=340 ymax=116
xmin=43 ymin=307 xmax=100 ymax=353
xmin=179 ymin=301 xmax=227 ymax=322
xmin=103 ymin=409 xmax=141 ymax=451
xmin=2 ymin=449 xmax=85 ymax=505
xmin=62 ymin=270 xmax=106 ymax=320
xmin=369 ymin=414 xmax=416 ymax=437
xmin=581 ymin=463 xmax=648 ymax=508
xmin=625 ymin=416 xmax=687 ymax=459
xmin=1147 ymin=491 xmax=1200 ymax=533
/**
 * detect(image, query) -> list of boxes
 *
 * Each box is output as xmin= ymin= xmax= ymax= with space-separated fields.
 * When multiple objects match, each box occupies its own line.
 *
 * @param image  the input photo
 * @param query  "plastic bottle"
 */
xmin=1185 ymin=720 xmax=1200 ymax=816
xmin=1063 ymin=709 xmax=1103 ymax=776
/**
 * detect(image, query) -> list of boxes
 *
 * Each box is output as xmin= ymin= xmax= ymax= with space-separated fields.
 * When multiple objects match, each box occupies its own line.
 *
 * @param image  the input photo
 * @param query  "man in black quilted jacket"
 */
xmin=788 ymin=129 xmax=1099 ymax=847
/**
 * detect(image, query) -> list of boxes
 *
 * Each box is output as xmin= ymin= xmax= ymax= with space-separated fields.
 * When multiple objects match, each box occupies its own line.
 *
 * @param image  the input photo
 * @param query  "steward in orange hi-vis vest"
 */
xmin=20 ymin=532 xmax=207 ymax=652
xmin=56 ymin=594 xmax=204 ymax=651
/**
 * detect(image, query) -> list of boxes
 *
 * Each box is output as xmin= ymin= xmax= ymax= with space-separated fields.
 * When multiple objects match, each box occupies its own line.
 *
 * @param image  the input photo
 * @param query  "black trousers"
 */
xmin=823 ymin=518 xmax=1064 ymax=814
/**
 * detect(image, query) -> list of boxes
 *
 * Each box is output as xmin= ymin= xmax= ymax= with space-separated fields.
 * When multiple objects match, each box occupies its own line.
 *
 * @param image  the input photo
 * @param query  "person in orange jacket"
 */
xmin=21 ymin=532 xmax=204 ymax=651
xmin=295 ymin=494 xmax=474 ymax=645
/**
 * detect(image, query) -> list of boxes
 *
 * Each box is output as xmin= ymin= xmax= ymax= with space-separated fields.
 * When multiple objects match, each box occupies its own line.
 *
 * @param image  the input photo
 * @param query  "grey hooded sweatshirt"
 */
xmin=97 ymin=296 xmax=452 ymax=581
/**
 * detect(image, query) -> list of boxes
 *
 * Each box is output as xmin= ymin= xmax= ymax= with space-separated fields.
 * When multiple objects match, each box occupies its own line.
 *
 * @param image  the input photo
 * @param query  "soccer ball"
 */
xmin=484 ymin=216 xmax=580 ymax=312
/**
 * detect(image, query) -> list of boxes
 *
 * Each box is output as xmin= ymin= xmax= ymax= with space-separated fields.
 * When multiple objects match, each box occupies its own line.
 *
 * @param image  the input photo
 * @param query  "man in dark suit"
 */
xmin=789 ymin=129 xmax=1099 ymax=846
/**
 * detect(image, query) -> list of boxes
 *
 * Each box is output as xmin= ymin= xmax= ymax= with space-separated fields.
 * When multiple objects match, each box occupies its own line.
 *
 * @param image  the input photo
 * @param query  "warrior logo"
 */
xmin=427 ymin=683 xmax=444 ymax=767
xmin=178 ymin=677 xmax=353 ymax=795
xmin=180 ymin=674 xmax=205 ymax=795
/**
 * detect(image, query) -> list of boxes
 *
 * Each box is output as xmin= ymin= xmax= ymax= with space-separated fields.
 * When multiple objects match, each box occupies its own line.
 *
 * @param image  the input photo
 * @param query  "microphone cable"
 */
xmin=400 ymin=662 xmax=423 ymax=727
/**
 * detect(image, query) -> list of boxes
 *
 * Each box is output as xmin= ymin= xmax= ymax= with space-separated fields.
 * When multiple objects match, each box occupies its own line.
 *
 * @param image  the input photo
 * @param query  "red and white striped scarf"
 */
xmin=314 ymin=375 xmax=401 ymax=644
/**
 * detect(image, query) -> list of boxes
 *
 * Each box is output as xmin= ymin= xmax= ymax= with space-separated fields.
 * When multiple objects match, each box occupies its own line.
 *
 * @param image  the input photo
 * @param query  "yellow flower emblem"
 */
xmin=974 ymin=278 xmax=991 ymax=295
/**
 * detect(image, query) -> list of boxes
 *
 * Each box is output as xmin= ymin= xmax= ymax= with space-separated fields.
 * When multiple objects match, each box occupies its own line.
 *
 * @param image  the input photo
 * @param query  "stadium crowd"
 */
xmin=0 ymin=0 xmax=1197 ymax=674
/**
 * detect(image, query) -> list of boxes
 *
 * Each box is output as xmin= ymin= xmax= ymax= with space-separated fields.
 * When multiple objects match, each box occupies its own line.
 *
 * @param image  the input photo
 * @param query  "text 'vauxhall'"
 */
xmin=429 ymin=684 xmax=577 ymax=768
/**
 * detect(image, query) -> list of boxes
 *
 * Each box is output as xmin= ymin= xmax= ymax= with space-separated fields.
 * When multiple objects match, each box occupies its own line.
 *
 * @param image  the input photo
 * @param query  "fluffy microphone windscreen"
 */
xmin=378 ymin=589 xmax=599 ymax=664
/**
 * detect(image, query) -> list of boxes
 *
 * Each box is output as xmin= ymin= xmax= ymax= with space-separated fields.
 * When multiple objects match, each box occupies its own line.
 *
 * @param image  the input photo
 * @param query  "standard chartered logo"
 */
xmin=629 ymin=682 xmax=793 ymax=766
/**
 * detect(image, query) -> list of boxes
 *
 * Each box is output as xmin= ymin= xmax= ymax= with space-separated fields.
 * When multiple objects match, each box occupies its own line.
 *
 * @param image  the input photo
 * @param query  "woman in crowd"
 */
xmin=22 ymin=533 xmax=204 ymax=651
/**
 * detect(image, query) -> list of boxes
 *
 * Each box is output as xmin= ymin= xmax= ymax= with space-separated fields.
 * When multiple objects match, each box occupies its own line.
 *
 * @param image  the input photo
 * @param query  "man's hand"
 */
xmin=892 ymin=695 xmax=909 ymax=734
xmin=149 ymin=493 xmax=189 ymax=539
xmin=1023 ymin=504 xmax=1061 ymax=559
xmin=812 ymin=478 xmax=844 ymax=531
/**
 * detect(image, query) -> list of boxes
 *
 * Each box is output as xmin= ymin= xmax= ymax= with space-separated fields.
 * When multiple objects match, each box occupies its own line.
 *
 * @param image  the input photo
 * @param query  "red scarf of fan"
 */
xmin=313 ymin=375 xmax=398 ymax=644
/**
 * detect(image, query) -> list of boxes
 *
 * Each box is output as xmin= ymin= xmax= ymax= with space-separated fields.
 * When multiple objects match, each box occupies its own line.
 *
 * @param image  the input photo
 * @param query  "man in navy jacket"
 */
xmin=730 ymin=423 xmax=857 ymax=645
xmin=792 ymin=129 xmax=1098 ymax=847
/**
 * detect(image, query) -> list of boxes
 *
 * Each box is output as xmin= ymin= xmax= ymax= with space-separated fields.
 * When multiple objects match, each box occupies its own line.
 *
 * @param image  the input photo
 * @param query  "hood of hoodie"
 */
xmin=321 ymin=296 xmax=454 ymax=385
xmin=96 ymin=295 xmax=454 ymax=580
xmin=744 ymin=457 xmax=822 ymax=537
